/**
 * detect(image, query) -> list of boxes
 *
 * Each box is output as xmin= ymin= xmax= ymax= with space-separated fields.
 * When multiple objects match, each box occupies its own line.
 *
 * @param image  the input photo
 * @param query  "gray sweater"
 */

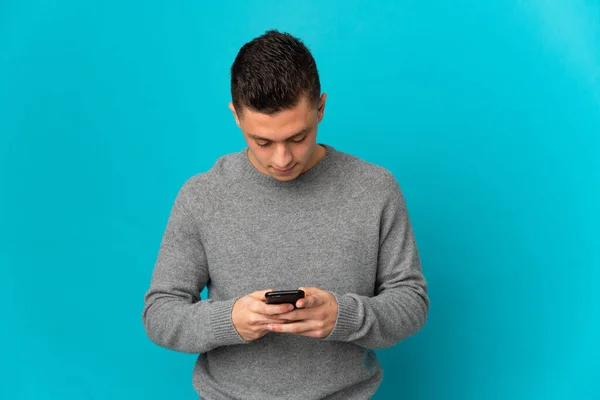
xmin=142 ymin=144 xmax=429 ymax=400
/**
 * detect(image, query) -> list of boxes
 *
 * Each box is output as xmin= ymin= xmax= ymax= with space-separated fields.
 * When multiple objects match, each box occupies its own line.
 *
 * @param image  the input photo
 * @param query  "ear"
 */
xmin=228 ymin=102 xmax=240 ymax=127
xmin=317 ymin=93 xmax=327 ymax=123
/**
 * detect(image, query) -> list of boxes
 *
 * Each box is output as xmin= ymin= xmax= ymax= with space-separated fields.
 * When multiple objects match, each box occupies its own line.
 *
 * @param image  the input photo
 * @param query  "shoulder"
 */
xmin=331 ymin=149 xmax=411 ymax=222
xmin=174 ymin=150 xmax=243 ymax=215
xmin=332 ymin=148 xmax=401 ymax=196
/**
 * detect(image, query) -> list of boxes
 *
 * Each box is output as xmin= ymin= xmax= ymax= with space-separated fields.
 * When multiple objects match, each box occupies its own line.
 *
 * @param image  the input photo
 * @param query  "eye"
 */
xmin=291 ymin=135 xmax=306 ymax=143
xmin=256 ymin=141 xmax=271 ymax=147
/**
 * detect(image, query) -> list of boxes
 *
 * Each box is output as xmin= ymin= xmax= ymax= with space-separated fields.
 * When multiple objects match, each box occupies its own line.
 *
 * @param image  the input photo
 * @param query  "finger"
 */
xmin=254 ymin=302 xmax=295 ymax=315
xmin=255 ymin=316 xmax=288 ymax=325
xmin=297 ymin=291 xmax=319 ymax=309
xmin=246 ymin=311 xmax=289 ymax=326
xmin=248 ymin=289 xmax=274 ymax=301
xmin=276 ymin=309 xmax=310 ymax=321
xmin=296 ymin=286 xmax=310 ymax=308
xmin=268 ymin=320 xmax=315 ymax=334
xmin=298 ymin=286 xmax=313 ymax=296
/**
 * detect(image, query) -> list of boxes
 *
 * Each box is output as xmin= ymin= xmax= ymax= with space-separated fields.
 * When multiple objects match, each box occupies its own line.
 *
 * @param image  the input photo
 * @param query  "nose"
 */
xmin=272 ymin=143 xmax=293 ymax=168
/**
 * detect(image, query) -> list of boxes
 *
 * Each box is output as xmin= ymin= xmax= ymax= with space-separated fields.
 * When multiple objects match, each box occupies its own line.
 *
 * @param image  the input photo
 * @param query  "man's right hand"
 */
xmin=232 ymin=289 xmax=294 ymax=341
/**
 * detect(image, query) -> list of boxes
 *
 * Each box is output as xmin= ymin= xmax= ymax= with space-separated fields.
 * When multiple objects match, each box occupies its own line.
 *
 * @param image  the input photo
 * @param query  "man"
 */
xmin=142 ymin=30 xmax=429 ymax=400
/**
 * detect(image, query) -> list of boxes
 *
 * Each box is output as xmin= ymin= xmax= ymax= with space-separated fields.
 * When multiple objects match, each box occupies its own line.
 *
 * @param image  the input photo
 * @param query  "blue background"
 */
xmin=1 ymin=1 xmax=599 ymax=399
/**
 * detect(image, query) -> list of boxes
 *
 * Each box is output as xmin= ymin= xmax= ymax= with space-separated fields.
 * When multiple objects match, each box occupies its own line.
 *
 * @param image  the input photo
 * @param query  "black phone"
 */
xmin=265 ymin=290 xmax=305 ymax=308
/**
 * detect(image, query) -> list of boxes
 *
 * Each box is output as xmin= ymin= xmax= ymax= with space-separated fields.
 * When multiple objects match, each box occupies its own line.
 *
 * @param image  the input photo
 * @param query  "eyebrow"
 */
xmin=247 ymin=127 xmax=310 ymax=142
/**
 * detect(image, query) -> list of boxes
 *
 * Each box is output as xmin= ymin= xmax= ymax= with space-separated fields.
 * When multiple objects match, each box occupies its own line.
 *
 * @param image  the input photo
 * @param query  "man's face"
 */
xmin=229 ymin=94 xmax=327 ymax=182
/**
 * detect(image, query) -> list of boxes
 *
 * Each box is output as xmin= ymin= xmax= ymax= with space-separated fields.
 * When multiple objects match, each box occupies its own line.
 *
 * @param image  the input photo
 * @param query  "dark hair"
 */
xmin=230 ymin=30 xmax=321 ymax=115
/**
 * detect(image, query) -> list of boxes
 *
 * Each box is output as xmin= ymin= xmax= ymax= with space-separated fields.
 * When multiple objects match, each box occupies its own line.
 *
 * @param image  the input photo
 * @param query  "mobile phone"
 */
xmin=265 ymin=290 xmax=305 ymax=308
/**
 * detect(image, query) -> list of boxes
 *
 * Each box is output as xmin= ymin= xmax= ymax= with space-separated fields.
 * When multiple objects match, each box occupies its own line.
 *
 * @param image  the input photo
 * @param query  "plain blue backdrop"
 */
xmin=1 ymin=1 xmax=599 ymax=399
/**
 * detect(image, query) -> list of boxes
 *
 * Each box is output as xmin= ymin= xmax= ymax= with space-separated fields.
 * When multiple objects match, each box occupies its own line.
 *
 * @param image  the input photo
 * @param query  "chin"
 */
xmin=271 ymin=172 xmax=300 ymax=182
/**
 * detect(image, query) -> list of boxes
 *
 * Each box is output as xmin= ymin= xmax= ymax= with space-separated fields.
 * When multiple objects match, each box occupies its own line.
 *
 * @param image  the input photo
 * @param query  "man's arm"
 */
xmin=142 ymin=185 xmax=248 ymax=354
xmin=324 ymin=171 xmax=429 ymax=349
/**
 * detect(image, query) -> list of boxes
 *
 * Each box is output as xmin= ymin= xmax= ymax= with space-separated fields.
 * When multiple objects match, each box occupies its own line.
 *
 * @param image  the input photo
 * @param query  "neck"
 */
xmin=301 ymin=144 xmax=326 ymax=173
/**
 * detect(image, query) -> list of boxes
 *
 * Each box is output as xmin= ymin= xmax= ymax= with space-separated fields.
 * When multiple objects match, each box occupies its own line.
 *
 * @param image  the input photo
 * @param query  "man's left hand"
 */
xmin=267 ymin=287 xmax=338 ymax=339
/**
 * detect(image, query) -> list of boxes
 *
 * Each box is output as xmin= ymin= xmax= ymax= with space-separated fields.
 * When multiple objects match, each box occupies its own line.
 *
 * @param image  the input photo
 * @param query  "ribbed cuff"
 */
xmin=209 ymin=297 xmax=250 ymax=346
xmin=324 ymin=293 xmax=360 ymax=342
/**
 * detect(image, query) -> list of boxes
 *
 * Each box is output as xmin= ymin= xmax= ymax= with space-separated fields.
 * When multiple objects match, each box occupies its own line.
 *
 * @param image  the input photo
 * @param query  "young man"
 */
xmin=142 ymin=30 xmax=429 ymax=400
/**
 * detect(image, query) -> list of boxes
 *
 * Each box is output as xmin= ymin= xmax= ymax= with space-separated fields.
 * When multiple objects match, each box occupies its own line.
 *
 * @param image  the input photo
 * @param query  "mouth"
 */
xmin=272 ymin=164 xmax=297 ymax=175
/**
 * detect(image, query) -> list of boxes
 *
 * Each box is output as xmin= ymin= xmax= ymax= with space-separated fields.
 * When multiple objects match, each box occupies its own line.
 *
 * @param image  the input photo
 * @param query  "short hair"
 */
xmin=230 ymin=30 xmax=321 ymax=115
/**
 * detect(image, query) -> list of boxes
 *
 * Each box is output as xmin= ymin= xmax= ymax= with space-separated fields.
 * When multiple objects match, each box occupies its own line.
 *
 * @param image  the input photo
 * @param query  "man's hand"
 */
xmin=267 ymin=287 xmax=339 ymax=339
xmin=232 ymin=289 xmax=295 ymax=341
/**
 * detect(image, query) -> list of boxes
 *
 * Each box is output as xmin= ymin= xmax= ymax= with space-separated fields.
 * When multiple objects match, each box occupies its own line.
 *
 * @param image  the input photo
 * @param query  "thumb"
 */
xmin=298 ymin=287 xmax=314 ymax=296
xmin=249 ymin=289 xmax=274 ymax=301
xmin=297 ymin=287 xmax=317 ymax=308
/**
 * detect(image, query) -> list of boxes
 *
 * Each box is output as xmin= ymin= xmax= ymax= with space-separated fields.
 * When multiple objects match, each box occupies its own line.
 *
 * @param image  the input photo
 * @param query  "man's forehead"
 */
xmin=238 ymin=103 xmax=314 ymax=141
xmin=246 ymin=126 xmax=311 ymax=142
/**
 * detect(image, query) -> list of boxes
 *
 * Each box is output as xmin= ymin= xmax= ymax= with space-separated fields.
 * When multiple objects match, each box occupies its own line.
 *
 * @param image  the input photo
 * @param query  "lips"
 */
xmin=272 ymin=164 xmax=296 ymax=174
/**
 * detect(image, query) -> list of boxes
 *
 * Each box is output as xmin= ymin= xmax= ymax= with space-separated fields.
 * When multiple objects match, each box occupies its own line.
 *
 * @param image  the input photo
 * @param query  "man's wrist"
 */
xmin=323 ymin=293 xmax=359 ymax=342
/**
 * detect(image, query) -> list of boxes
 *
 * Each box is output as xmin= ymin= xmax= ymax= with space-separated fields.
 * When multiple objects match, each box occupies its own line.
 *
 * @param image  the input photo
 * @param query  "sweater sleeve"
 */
xmin=324 ymin=171 xmax=429 ymax=349
xmin=142 ymin=184 xmax=249 ymax=354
